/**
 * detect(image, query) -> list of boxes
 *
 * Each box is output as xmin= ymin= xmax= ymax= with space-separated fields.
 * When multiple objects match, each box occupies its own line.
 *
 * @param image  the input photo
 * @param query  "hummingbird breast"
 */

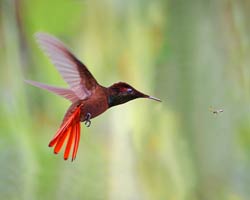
xmin=79 ymin=86 xmax=109 ymax=121
xmin=61 ymin=86 xmax=109 ymax=125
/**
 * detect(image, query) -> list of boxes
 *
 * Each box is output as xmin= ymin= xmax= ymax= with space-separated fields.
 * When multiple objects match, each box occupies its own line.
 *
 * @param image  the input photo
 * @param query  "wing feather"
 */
xmin=35 ymin=32 xmax=98 ymax=100
xmin=25 ymin=80 xmax=79 ymax=102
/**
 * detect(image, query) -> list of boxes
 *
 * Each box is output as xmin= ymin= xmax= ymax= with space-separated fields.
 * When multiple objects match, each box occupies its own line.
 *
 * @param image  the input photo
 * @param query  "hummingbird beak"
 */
xmin=147 ymin=95 xmax=161 ymax=102
xmin=136 ymin=90 xmax=161 ymax=102
xmin=141 ymin=93 xmax=161 ymax=102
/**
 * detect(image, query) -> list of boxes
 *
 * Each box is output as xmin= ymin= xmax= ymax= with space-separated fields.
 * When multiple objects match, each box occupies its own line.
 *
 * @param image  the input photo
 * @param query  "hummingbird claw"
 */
xmin=85 ymin=113 xmax=91 ymax=127
xmin=85 ymin=120 xmax=91 ymax=127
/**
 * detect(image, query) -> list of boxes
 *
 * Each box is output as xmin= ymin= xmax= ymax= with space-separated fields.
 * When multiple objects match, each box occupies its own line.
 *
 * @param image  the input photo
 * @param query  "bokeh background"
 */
xmin=1 ymin=0 xmax=250 ymax=199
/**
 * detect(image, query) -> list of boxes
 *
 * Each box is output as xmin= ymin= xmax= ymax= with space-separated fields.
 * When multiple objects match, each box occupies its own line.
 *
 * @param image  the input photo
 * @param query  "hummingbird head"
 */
xmin=107 ymin=82 xmax=161 ymax=107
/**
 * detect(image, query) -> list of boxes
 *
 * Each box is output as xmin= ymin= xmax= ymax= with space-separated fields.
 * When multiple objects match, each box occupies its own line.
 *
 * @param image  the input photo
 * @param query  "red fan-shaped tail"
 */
xmin=49 ymin=105 xmax=81 ymax=161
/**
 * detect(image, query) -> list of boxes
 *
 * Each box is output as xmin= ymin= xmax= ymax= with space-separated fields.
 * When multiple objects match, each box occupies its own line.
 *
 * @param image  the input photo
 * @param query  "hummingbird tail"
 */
xmin=48 ymin=105 xmax=81 ymax=161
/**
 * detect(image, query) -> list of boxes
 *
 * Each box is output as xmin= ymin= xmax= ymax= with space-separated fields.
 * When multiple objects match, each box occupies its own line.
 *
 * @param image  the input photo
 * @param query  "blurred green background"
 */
xmin=1 ymin=0 xmax=250 ymax=199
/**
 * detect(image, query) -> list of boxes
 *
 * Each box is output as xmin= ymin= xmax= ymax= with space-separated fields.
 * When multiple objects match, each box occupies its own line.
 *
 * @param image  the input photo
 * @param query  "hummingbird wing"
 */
xmin=49 ymin=104 xmax=81 ymax=161
xmin=35 ymin=32 xmax=98 ymax=100
xmin=25 ymin=80 xmax=79 ymax=103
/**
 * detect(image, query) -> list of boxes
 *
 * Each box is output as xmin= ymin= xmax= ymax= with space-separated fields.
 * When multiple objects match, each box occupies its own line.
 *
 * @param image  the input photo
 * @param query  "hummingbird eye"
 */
xmin=119 ymin=87 xmax=133 ymax=93
xmin=127 ymin=88 xmax=133 ymax=93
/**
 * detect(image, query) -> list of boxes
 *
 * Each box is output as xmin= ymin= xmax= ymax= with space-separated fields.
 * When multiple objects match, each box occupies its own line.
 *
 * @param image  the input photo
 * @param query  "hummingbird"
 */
xmin=26 ymin=33 xmax=161 ymax=161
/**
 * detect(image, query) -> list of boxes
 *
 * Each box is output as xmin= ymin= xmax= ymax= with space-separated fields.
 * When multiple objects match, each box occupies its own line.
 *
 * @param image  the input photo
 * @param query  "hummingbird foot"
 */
xmin=84 ymin=113 xmax=91 ymax=127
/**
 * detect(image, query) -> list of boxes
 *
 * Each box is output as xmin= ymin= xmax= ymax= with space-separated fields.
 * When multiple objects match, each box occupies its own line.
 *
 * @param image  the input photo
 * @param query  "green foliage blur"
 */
xmin=1 ymin=0 xmax=250 ymax=199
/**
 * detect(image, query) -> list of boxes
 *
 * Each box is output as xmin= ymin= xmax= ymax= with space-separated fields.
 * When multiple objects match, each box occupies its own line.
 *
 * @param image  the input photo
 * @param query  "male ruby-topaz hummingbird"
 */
xmin=26 ymin=33 xmax=161 ymax=161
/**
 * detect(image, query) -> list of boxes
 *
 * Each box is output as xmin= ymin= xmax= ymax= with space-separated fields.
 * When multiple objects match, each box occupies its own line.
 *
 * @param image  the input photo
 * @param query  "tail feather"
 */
xmin=49 ymin=105 xmax=81 ymax=161
xmin=54 ymin=126 xmax=72 ymax=154
xmin=64 ymin=127 xmax=75 ymax=160
xmin=72 ymin=122 xmax=81 ymax=161
xmin=48 ymin=112 xmax=75 ymax=147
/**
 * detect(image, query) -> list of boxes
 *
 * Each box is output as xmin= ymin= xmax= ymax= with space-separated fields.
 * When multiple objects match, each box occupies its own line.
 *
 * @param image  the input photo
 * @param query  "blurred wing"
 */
xmin=25 ymin=80 xmax=79 ymax=102
xmin=35 ymin=32 xmax=98 ymax=100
